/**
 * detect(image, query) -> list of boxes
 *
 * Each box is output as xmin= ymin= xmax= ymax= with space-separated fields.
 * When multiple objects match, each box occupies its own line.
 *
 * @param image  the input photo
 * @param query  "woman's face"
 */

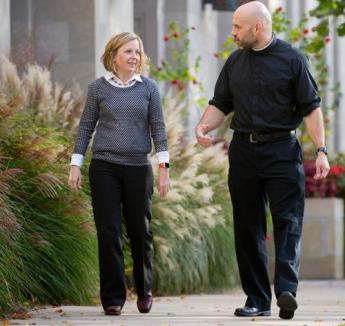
xmin=114 ymin=39 xmax=141 ymax=75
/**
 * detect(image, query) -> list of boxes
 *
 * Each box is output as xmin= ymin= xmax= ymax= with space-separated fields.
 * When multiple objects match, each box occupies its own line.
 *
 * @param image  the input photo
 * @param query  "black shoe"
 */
xmin=104 ymin=305 xmax=122 ymax=315
xmin=277 ymin=291 xmax=298 ymax=319
xmin=137 ymin=294 xmax=153 ymax=313
xmin=234 ymin=306 xmax=271 ymax=317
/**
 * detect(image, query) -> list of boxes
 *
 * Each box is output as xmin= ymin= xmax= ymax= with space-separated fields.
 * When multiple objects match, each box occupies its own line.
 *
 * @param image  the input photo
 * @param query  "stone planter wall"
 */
xmin=268 ymin=197 xmax=344 ymax=280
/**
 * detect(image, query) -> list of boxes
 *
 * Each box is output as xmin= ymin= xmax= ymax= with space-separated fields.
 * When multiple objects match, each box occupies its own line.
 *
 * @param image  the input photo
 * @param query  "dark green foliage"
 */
xmin=0 ymin=60 xmax=98 ymax=314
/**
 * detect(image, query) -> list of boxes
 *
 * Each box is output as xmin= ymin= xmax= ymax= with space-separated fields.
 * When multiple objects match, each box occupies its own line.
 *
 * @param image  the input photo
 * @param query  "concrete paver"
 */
xmin=6 ymin=280 xmax=345 ymax=326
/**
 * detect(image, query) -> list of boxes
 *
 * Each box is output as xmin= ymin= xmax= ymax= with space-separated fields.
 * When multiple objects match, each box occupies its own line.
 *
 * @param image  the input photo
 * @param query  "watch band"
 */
xmin=316 ymin=146 xmax=328 ymax=155
xmin=159 ymin=162 xmax=170 ymax=169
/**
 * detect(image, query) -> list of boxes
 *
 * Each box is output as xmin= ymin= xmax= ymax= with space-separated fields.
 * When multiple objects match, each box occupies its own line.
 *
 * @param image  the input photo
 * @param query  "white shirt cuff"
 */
xmin=70 ymin=153 xmax=84 ymax=167
xmin=157 ymin=151 xmax=169 ymax=164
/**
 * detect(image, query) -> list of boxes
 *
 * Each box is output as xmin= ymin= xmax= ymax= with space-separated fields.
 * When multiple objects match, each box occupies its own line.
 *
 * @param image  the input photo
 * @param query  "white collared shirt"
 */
xmin=104 ymin=72 xmax=143 ymax=88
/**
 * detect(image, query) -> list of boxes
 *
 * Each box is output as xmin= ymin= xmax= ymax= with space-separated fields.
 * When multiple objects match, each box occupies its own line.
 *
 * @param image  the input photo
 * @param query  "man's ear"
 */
xmin=255 ymin=22 xmax=262 ymax=33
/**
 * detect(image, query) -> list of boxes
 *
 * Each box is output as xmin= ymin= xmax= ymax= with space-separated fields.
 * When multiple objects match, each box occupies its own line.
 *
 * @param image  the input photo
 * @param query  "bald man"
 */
xmin=196 ymin=0 xmax=329 ymax=320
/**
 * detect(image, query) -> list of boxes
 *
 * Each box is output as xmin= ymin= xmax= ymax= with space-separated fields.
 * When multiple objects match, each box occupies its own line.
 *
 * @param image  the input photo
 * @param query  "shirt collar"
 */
xmin=105 ymin=72 xmax=142 ymax=86
xmin=251 ymin=33 xmax=277 ymax=54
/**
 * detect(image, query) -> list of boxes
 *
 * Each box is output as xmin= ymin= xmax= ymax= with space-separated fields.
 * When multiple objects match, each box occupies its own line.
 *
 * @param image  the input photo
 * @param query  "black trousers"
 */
xmin=89 ymin=159 xmax=154 ymax=309
xmin=228 ymin=132 xmax=305 ymax=311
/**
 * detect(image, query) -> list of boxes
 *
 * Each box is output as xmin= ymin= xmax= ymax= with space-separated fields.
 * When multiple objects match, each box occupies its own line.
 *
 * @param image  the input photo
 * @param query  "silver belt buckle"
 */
xmin=249 ymin=133 xmax=258 ymax=143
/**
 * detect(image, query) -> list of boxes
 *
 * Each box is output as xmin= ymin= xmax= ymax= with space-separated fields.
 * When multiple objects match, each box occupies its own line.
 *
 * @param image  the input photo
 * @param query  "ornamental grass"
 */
xmin=0 ymin=57 xmax=98 ymax=314
xmin=148 ymin=91 xmax=237 ymax=294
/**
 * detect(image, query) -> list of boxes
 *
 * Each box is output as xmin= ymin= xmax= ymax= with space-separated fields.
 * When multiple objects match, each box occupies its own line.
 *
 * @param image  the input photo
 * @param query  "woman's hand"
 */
xmin=68 ymin=165 xmax=82 ymax=191
xmin=157 ymin=168 xmax=170 ymax=198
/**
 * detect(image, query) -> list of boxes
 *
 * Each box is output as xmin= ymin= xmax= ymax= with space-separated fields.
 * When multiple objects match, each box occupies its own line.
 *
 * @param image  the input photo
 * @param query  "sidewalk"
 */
xmin=6 ymin=280 xmax=345 ymax=326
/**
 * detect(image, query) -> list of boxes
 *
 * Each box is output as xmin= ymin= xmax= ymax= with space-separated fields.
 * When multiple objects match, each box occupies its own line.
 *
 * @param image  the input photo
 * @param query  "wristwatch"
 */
xmin=316 ymin=146 xmax=328 ymax=155
xmin=159 ymin=162 xmax=170 ymax=169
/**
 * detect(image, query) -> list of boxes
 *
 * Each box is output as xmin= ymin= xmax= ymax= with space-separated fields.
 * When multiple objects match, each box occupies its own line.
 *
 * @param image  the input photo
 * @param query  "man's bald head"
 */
xmin=235 ymin=1 xmax=272 ymax=27
xmin=232 ymin=1 xmax=272 ymax=49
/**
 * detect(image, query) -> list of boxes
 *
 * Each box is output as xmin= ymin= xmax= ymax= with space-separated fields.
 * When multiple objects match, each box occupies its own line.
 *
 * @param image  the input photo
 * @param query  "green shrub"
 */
xmin=0 ymin=58 xmax=98 ymax=314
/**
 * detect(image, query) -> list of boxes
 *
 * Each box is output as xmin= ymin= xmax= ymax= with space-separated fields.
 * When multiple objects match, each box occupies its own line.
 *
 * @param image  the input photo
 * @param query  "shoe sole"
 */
xmin=234 ymin=310 xmax=271 ymax=317
xmin=277 ymin=292 xmax=298 ymax=319
xmin=104 ymin=311 xmax=121 ymax=316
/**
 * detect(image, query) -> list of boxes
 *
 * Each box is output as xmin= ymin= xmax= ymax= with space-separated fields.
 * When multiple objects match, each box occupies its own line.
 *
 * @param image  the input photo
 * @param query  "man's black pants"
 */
xmin=228 ymin=132 xmax=305 ymax=311
xmin=89 ymin=159 xmax=154 ymax=309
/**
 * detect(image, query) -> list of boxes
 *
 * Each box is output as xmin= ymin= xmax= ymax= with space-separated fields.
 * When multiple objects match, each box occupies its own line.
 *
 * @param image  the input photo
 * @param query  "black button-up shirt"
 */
xmin=209 ymin=35 xmax=321 ymax=133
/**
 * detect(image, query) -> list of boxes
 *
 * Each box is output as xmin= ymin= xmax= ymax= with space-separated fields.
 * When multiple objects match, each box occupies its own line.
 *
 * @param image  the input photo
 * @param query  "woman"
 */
xmin=68 ymin=32 xmax=170 ymax=315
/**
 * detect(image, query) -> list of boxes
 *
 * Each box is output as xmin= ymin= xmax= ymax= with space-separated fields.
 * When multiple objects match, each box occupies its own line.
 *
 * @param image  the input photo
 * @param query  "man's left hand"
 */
xmin=314 ymin=153 xmax=330 ymax=180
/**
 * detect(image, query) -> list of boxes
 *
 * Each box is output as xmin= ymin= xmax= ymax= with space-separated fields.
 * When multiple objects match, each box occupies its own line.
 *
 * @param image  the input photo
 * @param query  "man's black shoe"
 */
xmin=234 ymin=306 xmax=271 ymax=317
xmin=277 ymin=291 xmax=298 ymax=319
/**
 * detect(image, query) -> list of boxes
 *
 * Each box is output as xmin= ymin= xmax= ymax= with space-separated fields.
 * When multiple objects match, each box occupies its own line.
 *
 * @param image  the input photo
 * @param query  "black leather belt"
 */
xmin=236 ymin=130 xmax=295 ymax=143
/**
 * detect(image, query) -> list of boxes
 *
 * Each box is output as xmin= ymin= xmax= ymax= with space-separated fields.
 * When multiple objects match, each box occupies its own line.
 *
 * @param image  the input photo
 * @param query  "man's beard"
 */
xmin=234 ymin=35 xmax=256 ymax=49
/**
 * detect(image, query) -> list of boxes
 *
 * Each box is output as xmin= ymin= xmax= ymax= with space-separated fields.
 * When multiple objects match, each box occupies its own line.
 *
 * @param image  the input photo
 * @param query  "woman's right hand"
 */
xmin=68 ymin=165 xmax=82 ymax=191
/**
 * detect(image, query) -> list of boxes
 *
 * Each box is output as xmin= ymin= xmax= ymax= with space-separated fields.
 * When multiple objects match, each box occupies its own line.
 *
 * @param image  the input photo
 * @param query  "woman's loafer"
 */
xmin=137 ymin=294 xmax=153 ymax=313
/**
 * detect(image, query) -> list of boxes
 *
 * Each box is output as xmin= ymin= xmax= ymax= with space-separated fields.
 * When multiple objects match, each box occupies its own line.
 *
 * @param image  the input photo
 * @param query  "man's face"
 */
xmin=232 ymin=14 xmax=257 ymax=48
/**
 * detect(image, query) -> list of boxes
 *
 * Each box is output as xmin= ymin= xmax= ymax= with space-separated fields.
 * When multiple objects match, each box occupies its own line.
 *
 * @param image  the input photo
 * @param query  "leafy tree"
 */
xmin=310 ymin=0 xmax=345 ymax=36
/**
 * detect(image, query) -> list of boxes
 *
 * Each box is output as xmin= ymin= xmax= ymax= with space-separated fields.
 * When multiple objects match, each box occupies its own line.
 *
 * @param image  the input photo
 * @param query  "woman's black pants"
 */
xmin=89 ymin=159 xmax=154 ymax=309
xmin=228 ymin=133 xmax=305 ymax=311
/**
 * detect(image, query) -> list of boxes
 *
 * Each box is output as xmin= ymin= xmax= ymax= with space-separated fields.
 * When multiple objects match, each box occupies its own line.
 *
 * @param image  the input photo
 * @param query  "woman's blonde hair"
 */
xmin=101 ymin=32 xmax=149 ymax=74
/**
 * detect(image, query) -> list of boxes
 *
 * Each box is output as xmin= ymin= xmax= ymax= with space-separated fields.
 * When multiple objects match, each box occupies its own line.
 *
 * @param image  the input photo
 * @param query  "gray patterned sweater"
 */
xmin=73 ymin=76 xmax=168 ymax=165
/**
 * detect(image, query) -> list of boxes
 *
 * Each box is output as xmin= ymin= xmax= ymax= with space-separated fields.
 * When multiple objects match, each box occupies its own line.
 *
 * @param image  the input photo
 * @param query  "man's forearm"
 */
xmin=197 ymin=105 xmax=226 ymax=132
xmin=304 ymin=107 xmax=326 ymax=149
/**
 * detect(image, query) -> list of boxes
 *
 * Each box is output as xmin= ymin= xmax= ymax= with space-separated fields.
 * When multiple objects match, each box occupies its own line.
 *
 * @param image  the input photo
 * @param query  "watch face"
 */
xmin=317 ymin=147 xmax=328 ymax=155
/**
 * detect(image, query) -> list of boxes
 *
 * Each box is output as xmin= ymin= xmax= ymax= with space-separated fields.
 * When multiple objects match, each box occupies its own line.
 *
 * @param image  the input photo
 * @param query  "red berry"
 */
xmin=171 ymin=80 xmax=178 ymax=85
xmin=275 ymin=6 xmax=283 ymax=13
xmin=163 ymin=35 xmax=169 ymax=42
xmin=191 ymin=26 xmax=196 ymax=30
xmin=173 ymin=31 xmax=180 ymax=38
xmin=325 ymin=36 xmax=331 ymax=43
xmin=213 ymin=52 xmax=219 ymax=58
xmin=303 ymin=28 xmax=309 ymax=35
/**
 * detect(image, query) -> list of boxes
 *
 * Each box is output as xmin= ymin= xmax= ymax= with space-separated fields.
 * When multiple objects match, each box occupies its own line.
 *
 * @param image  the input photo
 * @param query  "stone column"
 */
xmin=134 ymin=0 xmax=161 ymax=67
xmin=162 ymin=0 xmax=221 ymax=136
xmin=301 ymin=198 xmax=344 ymax=279
xmin=95 ymin=0 xmax=134 ymax=78
xmin=335 ymin=33 xmax=345 ymax=152
xmin=0 ymin=0 xmax=10 ymax=56
xmin=10 ymin=0 xmax=95 ymax=91
xmin=286 ymin=0 xmax=300 ymax=26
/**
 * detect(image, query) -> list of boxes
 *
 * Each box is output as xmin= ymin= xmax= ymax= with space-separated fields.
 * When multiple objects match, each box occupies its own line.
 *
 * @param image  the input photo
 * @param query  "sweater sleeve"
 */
xmin=73 ymin=82 xmax=99 ymax=155
xmin=148 ymin=80 xmax=168 ymax=153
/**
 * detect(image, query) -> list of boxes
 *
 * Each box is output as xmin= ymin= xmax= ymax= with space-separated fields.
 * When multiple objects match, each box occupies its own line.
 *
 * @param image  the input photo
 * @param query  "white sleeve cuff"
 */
xmin=70 ymin=153 xmax=84 ymax=167
xmin=157 ymin=151 xmax=169 ymax=164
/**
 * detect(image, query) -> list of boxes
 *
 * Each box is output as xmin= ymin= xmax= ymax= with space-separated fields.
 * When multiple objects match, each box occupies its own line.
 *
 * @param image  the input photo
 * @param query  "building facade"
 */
xmin=1 ymin=0 xmax=344 ymax=153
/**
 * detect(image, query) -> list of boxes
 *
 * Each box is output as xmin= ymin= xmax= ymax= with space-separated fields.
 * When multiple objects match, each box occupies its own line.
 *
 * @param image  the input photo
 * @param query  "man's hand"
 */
xmin=304 ymin=108 xmax=330 ymax=180
xmin=157 ymin=168 xmax=170 ymax=198
xmin=314 ymin=153 xmax=330 ymax=180
xmin=195 ymin=105 xmax=225 ymax=147
xmin=68 ymin=165 xmax=82 ymax=191
xmin=195 ymin=123 xmax=215 ymax=148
